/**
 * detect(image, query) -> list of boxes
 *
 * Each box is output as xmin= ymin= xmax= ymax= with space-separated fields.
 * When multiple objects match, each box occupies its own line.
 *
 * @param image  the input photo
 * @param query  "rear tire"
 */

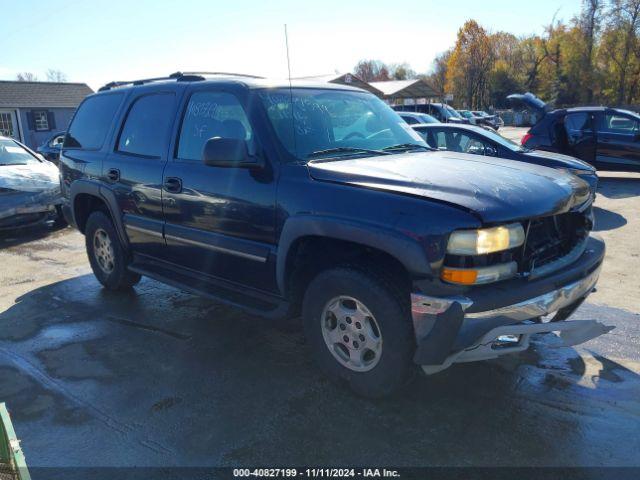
xmin=302 ymin=267 xmax=416 ymax=398
xmin=85 ymin=211 xmax=141 ymax=290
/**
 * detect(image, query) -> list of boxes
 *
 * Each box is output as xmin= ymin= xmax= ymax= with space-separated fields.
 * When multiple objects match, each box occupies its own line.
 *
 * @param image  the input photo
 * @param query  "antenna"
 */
xmin=284 ymin=24 xmax=297 ymax=155
xmin=284 ymin=24 xmax=292 ymax=84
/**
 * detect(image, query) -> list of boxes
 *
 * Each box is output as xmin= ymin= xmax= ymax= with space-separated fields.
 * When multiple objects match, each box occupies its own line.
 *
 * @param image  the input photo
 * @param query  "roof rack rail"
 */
xmin=98 ymin=71 xmax=265 ymax=91
xmin=98 ymin=72 xmax=186 ymax=92
xmin=179 ymin=71 xmax=264 ymax=79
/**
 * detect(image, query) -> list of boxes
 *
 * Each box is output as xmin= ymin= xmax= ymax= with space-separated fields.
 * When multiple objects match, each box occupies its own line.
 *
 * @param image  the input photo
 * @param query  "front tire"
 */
xmin=302 ymin=267 xmax=415 ymax=398
xmin=85 ymin=211 xmax=141 ymax=290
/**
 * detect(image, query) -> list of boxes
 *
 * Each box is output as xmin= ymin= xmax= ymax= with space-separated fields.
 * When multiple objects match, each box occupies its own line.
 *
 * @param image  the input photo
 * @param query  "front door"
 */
xmin=162 ymin=87 xmax=277 ymax=292
xmin=105 ymin=91 xmax=178 ymax=259
xmin=595 ymin=111 xmax=640 ymax=170
xmin=563 ymin=112 xmax=596 ymax=163
xmin=0 ymin=110 xmax=20 ymax=141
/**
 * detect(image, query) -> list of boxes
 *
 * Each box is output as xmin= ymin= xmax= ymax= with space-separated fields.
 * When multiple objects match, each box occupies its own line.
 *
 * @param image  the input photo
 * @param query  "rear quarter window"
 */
xmin=64 ymin=93 xmax=124 ymax=149
xmin=117 ymin=93 xmax=175 ymax=158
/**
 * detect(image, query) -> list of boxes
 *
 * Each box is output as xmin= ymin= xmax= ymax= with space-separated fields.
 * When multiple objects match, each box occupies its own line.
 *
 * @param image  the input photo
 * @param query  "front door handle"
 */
xmin=164 ymin=177 xmax=182 ymax=193
xmin=106 ymin=168 xmax=120 ymax=182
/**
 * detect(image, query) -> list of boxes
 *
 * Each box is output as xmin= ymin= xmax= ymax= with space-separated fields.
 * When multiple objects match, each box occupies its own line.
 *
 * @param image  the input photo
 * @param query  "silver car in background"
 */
xmin=0 ymin=136 xmax=64 ymax=230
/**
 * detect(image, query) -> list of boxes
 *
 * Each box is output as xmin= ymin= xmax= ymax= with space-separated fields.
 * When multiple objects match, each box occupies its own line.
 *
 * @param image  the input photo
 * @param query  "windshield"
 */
xmin=459 ymin=111 xmax=473 ymax=118
xmin=0 ymin=138 xmax=38 ymax=165
xmin=259 ymin=88 xmax=427 ymax=160
xmin=444 ymin=105 xmax=463 ymax=119
xmin=477 ymin=128 xmax=526 ymax=152
xmin=418 ymin=114 xmax=438 ymax=124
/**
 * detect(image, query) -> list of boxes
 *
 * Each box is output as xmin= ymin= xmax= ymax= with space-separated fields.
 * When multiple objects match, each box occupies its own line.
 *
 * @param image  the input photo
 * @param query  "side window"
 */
xmin=426 ymin=129 xmax=447 ymax=149
xmin=402 ymin=116 xmax=417 ymax=125
xmin=177 ymin=91 xmax=253 ymax=161
xmin=457 ymin=133 xmax=487 ymax=155
xmin=117 ymin=93 xmax=175 ymax=158
xmin=64 ymin=93 xmax=124 ymax=149
xmin=599 ymin=113 xmax=639 ymax=134
xmin=564 ymin=113 xmax=593 ymax=145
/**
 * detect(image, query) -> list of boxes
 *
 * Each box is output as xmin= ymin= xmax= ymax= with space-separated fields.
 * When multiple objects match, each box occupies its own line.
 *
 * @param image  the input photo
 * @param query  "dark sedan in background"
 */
xmin=471 ymin=110 xmax=503 ymax=130
xmin=36 ymin=131 xmax=66 ymax=164
xmin=397 ymin=112 xmax=440 ymax=125
xmin=411 ymin=123 xmax=598 ymax=195
xmin=508 ymin=92 xmax=640 ymax=172
xmin=393 ymin=103 xmax=469 ymax=124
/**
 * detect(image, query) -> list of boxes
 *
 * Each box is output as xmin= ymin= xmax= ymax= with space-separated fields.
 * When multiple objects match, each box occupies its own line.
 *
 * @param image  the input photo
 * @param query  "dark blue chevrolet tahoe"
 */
xmin=59 ymin=72 xmax=611 ymax=397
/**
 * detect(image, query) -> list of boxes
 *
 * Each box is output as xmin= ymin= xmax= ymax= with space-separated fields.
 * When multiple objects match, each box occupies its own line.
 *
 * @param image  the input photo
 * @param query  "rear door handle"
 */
xmin=164 ymin=177 xmax=182 ymax=193
xmin=106 ymin=168 xmax=120 ymax=182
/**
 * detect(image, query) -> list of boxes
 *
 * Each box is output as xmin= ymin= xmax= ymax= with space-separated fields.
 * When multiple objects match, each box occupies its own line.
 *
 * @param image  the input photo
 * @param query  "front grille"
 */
xmin=442 ymin=207 xmax=592 ymax=280
xmin=519 ymin=209 xmax=592 ymax=275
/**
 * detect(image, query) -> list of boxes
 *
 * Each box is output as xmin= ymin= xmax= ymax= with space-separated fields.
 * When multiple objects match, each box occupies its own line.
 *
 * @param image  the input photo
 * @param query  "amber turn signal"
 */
xmin=441 ymin=268 xmax=478 ymax=285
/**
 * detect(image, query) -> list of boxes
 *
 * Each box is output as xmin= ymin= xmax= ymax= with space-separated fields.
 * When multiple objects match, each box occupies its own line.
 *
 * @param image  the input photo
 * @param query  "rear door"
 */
xmin=105 ymin=90 xmax=178 ymax=258
xmin=161 ymin=86 xmax=278 ymax=292
xmin=562 ymin=112 xmax=596 ymax=163
xmin=595 ymin=111 xmax=640 ymax=170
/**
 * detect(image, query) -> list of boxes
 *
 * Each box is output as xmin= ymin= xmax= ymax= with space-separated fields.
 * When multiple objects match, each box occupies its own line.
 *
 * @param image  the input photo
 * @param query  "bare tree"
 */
xmin=16 ymin=72 xmax=39 ymax=82
xmin=46 ymin=69 xmax=68 ymax=82
xmin=353 ymin=60 xmax=391 ymax=82
xmin=604 ymin=0 xmax=640 ymax=104
xmin=427 ymin=50 xmax=451 ymax=97
xmin=580 ymin=0 xmax=602 ymax=102
xmin=389 ymin=63 xmax=416 ymax=80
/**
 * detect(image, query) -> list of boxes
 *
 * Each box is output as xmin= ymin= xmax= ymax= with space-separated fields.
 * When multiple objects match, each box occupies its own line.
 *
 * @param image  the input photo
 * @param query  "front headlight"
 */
xmin=447 ymin=223 xmax=525 ymax=255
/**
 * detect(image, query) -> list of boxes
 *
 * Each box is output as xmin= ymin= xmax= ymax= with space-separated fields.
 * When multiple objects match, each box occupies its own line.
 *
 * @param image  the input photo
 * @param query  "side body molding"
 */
xmin=69 ymin=180 xmax=129 ymax=247
xmin=276 ymin=215 xmax=433 ymax=296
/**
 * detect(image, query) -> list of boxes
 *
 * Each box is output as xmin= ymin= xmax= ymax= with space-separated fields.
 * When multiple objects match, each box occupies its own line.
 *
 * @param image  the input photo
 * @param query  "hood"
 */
xmin=507 ymin=93 xmax=548 ymax=118
xmin=522 ymin=149 xmax=595 ymax=172
xmin=0 ymin=161 xmax=60 ymax=193
xmin=308 ymin=152 xmax=591 ymax=224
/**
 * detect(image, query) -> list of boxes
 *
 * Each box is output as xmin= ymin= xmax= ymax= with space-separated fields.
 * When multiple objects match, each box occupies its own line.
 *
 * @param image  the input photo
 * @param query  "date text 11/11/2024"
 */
xmin=232 ymin=468 xmax=401 ymax=478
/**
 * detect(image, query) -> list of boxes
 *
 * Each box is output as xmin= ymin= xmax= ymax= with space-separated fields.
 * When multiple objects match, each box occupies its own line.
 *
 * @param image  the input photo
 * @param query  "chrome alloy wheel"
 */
xmin=321 ymin=296 xmax=383 ymax=372
xmin=93 ymin=228 xmax=115 ymax=274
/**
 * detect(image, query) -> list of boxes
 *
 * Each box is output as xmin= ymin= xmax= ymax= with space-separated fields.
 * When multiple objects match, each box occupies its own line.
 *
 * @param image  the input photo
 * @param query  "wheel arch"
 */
xmin=277 ymin=215 xmax=432 ymax=304
xmin=70 ymin=180 xmax=129 ymax=248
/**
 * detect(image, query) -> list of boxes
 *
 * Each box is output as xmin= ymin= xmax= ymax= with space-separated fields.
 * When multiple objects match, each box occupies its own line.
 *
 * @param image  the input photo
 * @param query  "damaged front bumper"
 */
xmin=0 ymin=191 xmax=61 ymax=230
xmin=411 ymin=235 xmax=611 ymax=374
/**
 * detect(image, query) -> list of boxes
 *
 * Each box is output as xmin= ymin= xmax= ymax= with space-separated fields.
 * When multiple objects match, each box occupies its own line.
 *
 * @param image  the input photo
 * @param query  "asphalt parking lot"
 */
xmin=1 ymin=130 xmax=639 ymax=470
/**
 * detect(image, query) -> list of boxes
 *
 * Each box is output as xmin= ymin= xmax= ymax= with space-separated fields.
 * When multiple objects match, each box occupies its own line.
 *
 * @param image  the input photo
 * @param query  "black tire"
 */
xmin=302 ymin=267 xmax=416 ymax=398
xmin=85 ymin=210 xmax=141 ymax=290
xmin=54 ymin=205 xmax=68 ymax=227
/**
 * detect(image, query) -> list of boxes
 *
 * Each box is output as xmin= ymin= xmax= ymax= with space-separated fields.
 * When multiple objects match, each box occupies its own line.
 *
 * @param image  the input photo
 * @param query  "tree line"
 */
xmin=355 ymin=0 xmax=640 ymax=110
xmin=15 ymin=69 xmax=67 ymax=82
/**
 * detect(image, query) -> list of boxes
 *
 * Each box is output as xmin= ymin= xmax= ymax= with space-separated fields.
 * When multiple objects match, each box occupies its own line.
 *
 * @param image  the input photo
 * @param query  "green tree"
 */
xmin=446 ymin=20 xmax=495 ymax=109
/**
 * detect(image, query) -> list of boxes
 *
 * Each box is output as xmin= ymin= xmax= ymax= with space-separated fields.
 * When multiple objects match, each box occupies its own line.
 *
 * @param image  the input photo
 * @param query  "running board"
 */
xmin=128 ymin=262 xmax=290 ymax=320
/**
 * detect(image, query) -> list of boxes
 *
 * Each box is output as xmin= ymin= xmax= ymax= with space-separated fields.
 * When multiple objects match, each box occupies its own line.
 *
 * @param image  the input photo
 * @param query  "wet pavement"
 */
xmin=0 ymin=214 xmax=640 ymax=468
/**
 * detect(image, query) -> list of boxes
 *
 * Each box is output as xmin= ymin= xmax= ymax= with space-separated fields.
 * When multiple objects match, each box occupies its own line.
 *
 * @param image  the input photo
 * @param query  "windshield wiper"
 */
xmin=382 ymin=143 xmax=433 ymax=152
xmin=307 ymin=147 xmax=390 ymax=160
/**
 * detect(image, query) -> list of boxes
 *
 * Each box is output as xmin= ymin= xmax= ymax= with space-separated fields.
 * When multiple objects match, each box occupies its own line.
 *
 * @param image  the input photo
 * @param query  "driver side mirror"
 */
xmin=484 ymin=145 xmax=498 ymax=157
xmin=202 ymin=137 xmax=260 ymax=168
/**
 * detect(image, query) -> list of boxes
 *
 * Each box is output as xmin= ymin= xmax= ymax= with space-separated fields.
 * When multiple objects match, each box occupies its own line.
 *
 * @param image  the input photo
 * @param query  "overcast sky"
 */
xmin=2 ymin=0 xmax=582 ymax=91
